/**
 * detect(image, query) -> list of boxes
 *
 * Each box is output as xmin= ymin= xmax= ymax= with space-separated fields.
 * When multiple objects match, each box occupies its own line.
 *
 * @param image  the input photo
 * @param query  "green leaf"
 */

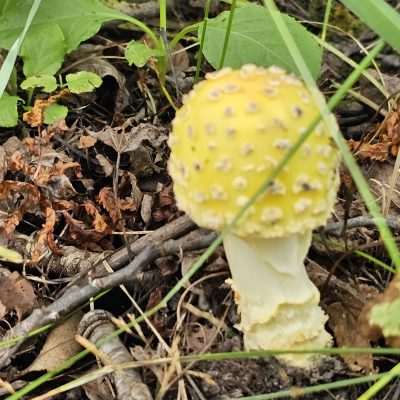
xmin=200 ymin=4 xmax=322 ymax=78
xmin=339 ymin=0 xmax=400 ymax=52
xmin=20 ymin=23 xmax=66 ymax=77
xmin=66 ymin=71 xmax=102 ymax=93
xmin=20 ymin=74 xmax=57 ymax=92
xmin=370 ymin=298 xmax=400 ymax=337
xmin=0 ymin=94 xmax=20 ymax=127
xmin=0 ymin=0 xmax=122 ymax=76
xmin=124 ymin=40 xmax=160 ymax=67
xmin=43 ymin=103 xmax=68 ymax=124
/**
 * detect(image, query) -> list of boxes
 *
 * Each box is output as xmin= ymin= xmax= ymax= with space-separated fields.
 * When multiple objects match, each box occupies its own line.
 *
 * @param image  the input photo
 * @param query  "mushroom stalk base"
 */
xmin=223 ymin=231 xmax=332 ymax=367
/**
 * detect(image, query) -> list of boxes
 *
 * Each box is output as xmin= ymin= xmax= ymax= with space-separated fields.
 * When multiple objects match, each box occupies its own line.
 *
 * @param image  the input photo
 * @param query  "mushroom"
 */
xmin=168 ymin=64 xmax=340 ymax=367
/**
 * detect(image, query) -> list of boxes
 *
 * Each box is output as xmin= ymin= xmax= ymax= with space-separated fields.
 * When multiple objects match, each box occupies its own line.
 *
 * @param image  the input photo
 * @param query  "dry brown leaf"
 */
xmin=83 ymin=201 xmax=110 ymax=233
xmin=22 ymin=89 xmax=69 ymax=127
xmin=327 ymin=299 xmax=374 ymax=372
xmin=0 ymin=271 xmax=36 ymax=320
xmin=0 ymin=181 xmax=43 ymax=237
xmin=26 ymin=312 xmax=82 ymax=372
xmin=0 ymin=147 xmax=6 ymax=181
xmin=360 ymin=275 xmax=400 ymax=348
xmin=79 ymin=135 xmax=97 ymax=149
xmin=348 ymin=139 xmax=389 ymax=161
xmin=63 ymin=211 xmax=109 ymax=247
xmin=95 ymin=154 xmax=113 ymax=177
xmin=98 ymin=187 xmax=123 ymax=227
xmin=31 ymin=207 xmax=60 ymax=263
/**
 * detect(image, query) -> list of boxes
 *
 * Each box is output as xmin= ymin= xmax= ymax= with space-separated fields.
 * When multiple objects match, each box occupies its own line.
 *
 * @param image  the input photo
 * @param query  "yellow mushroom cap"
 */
xmin=168 ymin=64 xmax=340 ymax=238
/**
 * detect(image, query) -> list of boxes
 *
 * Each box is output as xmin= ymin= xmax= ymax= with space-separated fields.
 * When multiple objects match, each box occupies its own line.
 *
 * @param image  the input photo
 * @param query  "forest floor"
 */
xmin=2 ymin=1 xmax=400 ymax=399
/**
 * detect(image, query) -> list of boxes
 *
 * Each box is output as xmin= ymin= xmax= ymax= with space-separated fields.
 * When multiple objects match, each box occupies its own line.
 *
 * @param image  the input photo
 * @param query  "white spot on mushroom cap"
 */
xmin=292 ymin=106 xmax=303 ymax=118
xmin=242 ymin=164 xmax=256 ymax=172
xmin=187 ymin=125 xmax=194 ymax=137
xmin=226 ymin=127 xmax=236 ymax=136
xmin=261 ymin=207 xmax=283 ymax=223
xmin=206 ymin=67 xmax=232 ymax=80
xmin=193 ymin=161 xmax=203 ymax=171
xmin=264 ymin=87 xmax=278 ymax=96
xmin=193 ymin=191 xmax=207 ymax=203
xmin=233 ymin=176 xmax=247 ymax=190
xmin=294 ymin=198 xmax=312 ymax=213
xmin=241 ymin=144 xmax=255 ymax=156
xmin=240 ymin=64 xmax=259 ymax=78
xmin=268 ymin=66 xmax=285 ymax=75
xmin=207 ymin=88 xmax=221 ymax=101
xmin=224 ymin=106 xmax=234 ymax=117
xmin=208 ymin=141 xmax=217 ymax=150
xmin=223 ymin=83 xmax=240 ymax=93
xmin=317 ymin=162 xmax=328 ymax=174
xmin=300 ymin=91 xmax=310 ymax=103
xmin=273 ymin=138 xmax=291 ymax=150
xmin=273 ymin=118 xmax=287 ymax=130
xmin=256 ymin=122 xmax=267 ymax=133
xmin=246 ymin=102 xmax=259 ymax=113
xmin=237 ymin=195 xmax=249 ymax=207
xmin=264 ymin=155 xmax=278 ymax=167
xmin=317 ymin=145 xmax=332 ymax=158
xmin=215 ymin=157 xmax=232 ymax=172
xmin=205 ymin=123 xmax=216 ymax=135
xmin=266 ymin=180 xmax=286 ymax=195
xmin=210 ymin=184 xmax=227 ymax=200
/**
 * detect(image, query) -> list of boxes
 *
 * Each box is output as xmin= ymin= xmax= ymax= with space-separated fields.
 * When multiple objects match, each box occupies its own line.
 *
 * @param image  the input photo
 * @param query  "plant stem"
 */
xmin=321 ymin=0 xmax=333 ymax=43
xmin=195 ymin=0 xmax=211 ymax=82
xmin=170 ymin=22 xmax=200 ymax=50
xmin=218 ymin=0 xmax=237 ymax=68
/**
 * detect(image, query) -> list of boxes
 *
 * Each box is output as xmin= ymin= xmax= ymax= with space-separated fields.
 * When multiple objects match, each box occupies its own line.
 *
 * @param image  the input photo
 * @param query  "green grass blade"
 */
xmin=357 ymin=362 xmax=400 ymax=400
xmin=320 ymin=0 xmax=333 ymax=43
xmin=0 ymin=0 xmax=42 ymax=97
xmin=218 ymin=0 xmax=237 ymax=68
xmin=339 ymin=0 xmax=400 ymax=52
xmin=355 ymin=250 xmax=395 ymax=274
xmin=263 ymin=0 xmax=400 ymax=270
xmin=195 ymin=0 xmax=212 ymax=82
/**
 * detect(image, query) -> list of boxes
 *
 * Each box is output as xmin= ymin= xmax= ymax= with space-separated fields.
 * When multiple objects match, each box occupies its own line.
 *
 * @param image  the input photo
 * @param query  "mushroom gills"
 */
xmin=223 ymin=231 xmax=332 ymax=367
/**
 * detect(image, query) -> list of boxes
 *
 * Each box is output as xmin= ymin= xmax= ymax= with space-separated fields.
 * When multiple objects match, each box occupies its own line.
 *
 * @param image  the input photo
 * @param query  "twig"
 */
xmin=324 ymin=215 xmax=400 ymax=236
xmin=78 ymin=310 xmax=153 ymax=400
xmin=0 ymin=229 xmax=216 ymax=369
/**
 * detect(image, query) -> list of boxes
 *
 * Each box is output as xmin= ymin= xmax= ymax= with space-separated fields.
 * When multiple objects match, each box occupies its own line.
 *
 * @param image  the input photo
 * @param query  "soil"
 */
xmin=2 ymin=0 xmax=400 ymax=399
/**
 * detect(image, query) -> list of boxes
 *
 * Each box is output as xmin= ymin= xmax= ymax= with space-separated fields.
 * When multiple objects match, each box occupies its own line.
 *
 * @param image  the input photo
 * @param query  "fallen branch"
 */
xmin=0 ymin=228 xmax=216 ymax=369
xmin=324 ymin=215 xmax=400 ymax=236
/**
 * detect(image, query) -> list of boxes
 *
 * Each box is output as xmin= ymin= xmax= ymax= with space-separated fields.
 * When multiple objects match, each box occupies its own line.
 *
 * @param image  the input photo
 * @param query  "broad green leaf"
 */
xmin=0 ymin=93 xmax=20 ymax=127
xmin=0 ymin=0 xmax=42 ymax=96
xmin=66 ymin=71 xmax=102 ymax=93
xmin=20 ymin=23 xmax=66 ymax=77
xmin=0 ymin=0 xmax=122 ymax=76
xmin=125 ymin=40 xmax=161 ymax=67
xmin=21 ymin=74 xmax=57 ymax=92
xmin=43 ymin=103 xmax=68 ymax=124
xmin=200 ymin=4 xmax=322 ymax=78
xmin=370 ymin=298 xmax=400 ymax=337
xmin=339 ymin=0 xmax=400 ymax=52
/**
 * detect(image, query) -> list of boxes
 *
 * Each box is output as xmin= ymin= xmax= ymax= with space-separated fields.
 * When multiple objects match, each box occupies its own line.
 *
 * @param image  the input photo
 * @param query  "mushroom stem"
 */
xmin=223 ymin=231 xmax=332 ymax=367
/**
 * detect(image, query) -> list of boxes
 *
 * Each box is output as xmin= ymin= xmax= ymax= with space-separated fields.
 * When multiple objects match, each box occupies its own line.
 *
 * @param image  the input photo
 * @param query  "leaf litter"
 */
xmin=2 ymin=1 xmax=400 ymax=399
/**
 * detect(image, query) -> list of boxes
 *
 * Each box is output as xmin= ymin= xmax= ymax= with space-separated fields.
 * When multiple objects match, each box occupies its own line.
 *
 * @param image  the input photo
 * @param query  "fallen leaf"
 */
xmin=26 ymin=312 xmax=82 ymax=372
xmin=348 ymin=139 xmax=389 ymax=161
xmin=79 ymin=135 xmax=97 ymax=149
xmin=22 ymin=89 xmax=69 ymax=127
xmin=31 ymin=207 xmax=60 ymax=263
xmin=83 ymin=201 xmax=110 ymax=233
xmin=0 ymin=271 xmax=36 ymax=320
xmin=0 ymin=181 xmax=43 ymax=237
xmin=360 ymin=275 xmax=400 ymax=348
